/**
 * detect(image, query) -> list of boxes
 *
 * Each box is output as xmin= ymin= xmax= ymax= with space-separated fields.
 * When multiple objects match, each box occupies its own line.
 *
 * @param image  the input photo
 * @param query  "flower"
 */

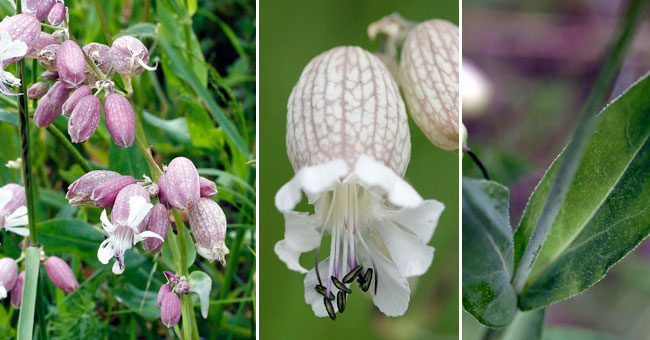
xmin=44 ymin=256 xmax=79 ymax=293
xmin=97 ymin=193 xmax=162 ymax=274
xmin=0 ymin=30 xmax=28 ymax=96
xmin=159 ymin=291 xmax=181 ymax=328
xmin=158 ymin=157 xmax=200 ymax=211
xmin=274 ymin=46 xmax=444 ymax=319
xmin=0 ymin=257 xmax=18 ymax=299
xmin=188 ymin=198 xmax=229 ymax=265
xmin=66 ymin=170 xmax=121 ymax=206
xmin=109 ymin=36 xmax=157 ymax=76
xmin=0 ymin=183 xmax=29 ymax=238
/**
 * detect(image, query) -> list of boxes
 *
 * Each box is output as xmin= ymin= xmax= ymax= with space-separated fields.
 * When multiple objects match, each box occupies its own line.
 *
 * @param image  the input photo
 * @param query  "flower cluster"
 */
xmin=0 ymin=7 xmax=159 ymax=147
xmin=1 ymin=255 xmax=78 ymax=308
xmin=66 ymin=157 xmax=228 ymax=275
xmin=274 ymin=45 xmax=445 ymax=319
xmin=156 ymin=271 xmax=190 ymax=328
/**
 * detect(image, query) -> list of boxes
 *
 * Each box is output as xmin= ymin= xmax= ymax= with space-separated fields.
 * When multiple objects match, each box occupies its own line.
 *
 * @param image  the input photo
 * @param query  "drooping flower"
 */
xmin=97 ymin=185 xmax=162 ymax=274
xmin=104 ymin=93 xmax=135 ymax=148
xmin=0 ymin=183 xmax=29 ymax=238
xmin=0 ymin=30 xmax=28 ymax=95
xmin=159 ymin=291 xmax=181 ymax=328
xmin=0 ymin=257 xmax=18 ymax=299
xmin=10 ymin=271 xmax=24 ymax=308
xmin=158 ymin=157 xmax=200 ymax=211
xmin=274 ymin=46 xmax=444 ymax=319
xmin=68 ymin=95 xmax=101 ymax=143
xmin=109 ymin=36 xmax=157 ymax=76
xmin=188 ymin=198 xmax=229 ymax=265
xmin=44 ymin=256 xmax=79 ymax=293
xmin=66 ymin=170 xmax=121 ymax=206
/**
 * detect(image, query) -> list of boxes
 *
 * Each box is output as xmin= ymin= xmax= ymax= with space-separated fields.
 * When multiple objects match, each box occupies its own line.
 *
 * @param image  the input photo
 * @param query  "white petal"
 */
xmin=359 ymin=239 xmax=411 ymax=317
xmin=275 ymin=159 xmax=348 ymax=212
xmin=0 ymin=31 xmax=27 ymax=61
xmin=354 ymin=154 xmax=422 ymax=209
xmin=5 ymin=206 xmax=28 ymax=228
xmin=126 ymin=196 xmax=153 ymax=230
xmin=112 ymin=260 xmax=125 ymax=275
xmin=97 ymin=239 xmax=114 ymax=264
xmin=376 ymin=221 xmax=434 ymax=277
xmin=274 ymin=211 xmax=322 ymax=273
xmin=0 ymin=285 xmax=6 ymax=299
xmin=134 ymin=230 xmax=164 ymax=244
xmin=100 ymin=210 xmax=116 ymax=234
xmin=274 ymin=241 xmax=309 ymax=274
xmin=0 ymin=188 xmax=12 ymax=212
xmin=304 ymin=257 xmax=338 ymax=317
xmin=387 ymin=199 xmax=444 ymax=243
xmin=5 ymin=226 xmax=29 ymax=236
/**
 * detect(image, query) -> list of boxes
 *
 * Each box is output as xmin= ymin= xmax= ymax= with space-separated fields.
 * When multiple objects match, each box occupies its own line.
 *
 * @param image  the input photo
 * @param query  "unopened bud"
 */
xmin=10 ymin=271 xmax=24 ymax=309
xmin=159 ymin=292 xmax=181 ymax=328
xmin=189 ymin=198 xmax=229 ymax=265
xmin=57 ymin=40 xmax=85 ymax=89
xmin=26 ymin=32 xmax=58 ymax=59
xmin=104 ymin=93 xmax=135 ymax=148
xmin=158 ymin=157 xmax=200 ymax=211
xmin=44 ymin=256 xmax=78 ymax=293
xmin=157 ymin=283 xmax=172 ymax=308
xmin=142 ymin=204 xmax=169 ymax=253
xmin=0 ymin=258 xmax=18 ymax=299
xmin=148 ymin=183 xmax=159 ymax=197
xmin=26 ymin=0 xmax=57 ymax=21
xmin=68 ymin=95 xmax=101 ymax=143
xmin=199 ymin=177 xmax=218 ymax=198
xmin=37 ymin=44 xmax=60 ymax=71
xmin=66 ymin=170 xmax=121 ymax=206
xmin=41 ymin=70 xmax=58 ymax=80
xmin=27 ymin=82 xmax=48 ymax=100
xmin=176 ymin=280 xmax=190 ymax=295
xmin=91 ymin=175 xmax=137 ymax=208
xmin=47 ymin=2 xmax=66 ymax=26
xmin=34 ymin=81 xmax=69 ymax=127
xmin=62 ymin=85 xmax=91 ymax=117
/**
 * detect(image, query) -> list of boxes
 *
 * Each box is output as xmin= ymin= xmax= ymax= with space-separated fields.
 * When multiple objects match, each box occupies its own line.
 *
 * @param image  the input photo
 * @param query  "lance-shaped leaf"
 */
xmin=514 ymin=72 xmax=650 ymax=310
xmin=188 ymin=271 xmax=212 ymax=319
xmin=462 ymin=178 xmax=517 ymax=327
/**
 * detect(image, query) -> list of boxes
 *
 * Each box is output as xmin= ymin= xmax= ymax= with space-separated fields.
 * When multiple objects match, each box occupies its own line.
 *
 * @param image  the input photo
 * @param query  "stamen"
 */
xmin=331 ymin=276 xmax=351 ymax=294
xmin=337 ymin=291 xmax=346 ymax=313
xmin=343 ymin=266 xmax=363 ymax=284
xmin=356 ymin=231 xmax=379 ymax=295
xmin=324 ymin=297 xmax=336 ymax=321
xmin=314 ymin=285 xmax=335 ymax=300
xmin=314 ymin=249 xmax=323 ymax=287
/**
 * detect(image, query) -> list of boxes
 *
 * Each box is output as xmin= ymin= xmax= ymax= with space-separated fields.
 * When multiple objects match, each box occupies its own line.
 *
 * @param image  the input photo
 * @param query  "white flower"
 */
xmin=274 ymin=46 xmax=445 ymax=318
xmin=0 ymin=187 xmax=29 ymax=239
xmin=97 ymin=196 xmax=162 ymax=274
xmin=0 ymin=30 xmax=28 ymax=96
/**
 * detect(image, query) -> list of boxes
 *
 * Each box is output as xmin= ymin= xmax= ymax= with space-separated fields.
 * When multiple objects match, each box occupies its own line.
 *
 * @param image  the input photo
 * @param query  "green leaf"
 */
xmin=514 ymin=73 xmax=650 ymax=310
xmin=16 ymin=247 xmax=40 ymax=340
xmin=188 ymin=271 xmax=212 ymax=319
xmin=489 ymin=309 xmax=545 ymax=340
xmin=142 ymin=111 xmax=191 ymax=145
xmin=116 ymin=23 xmax=157 ymax=39
xmin=114 ymin=284 xmax=160 ymax=321
xmin=185 ymin=100 xmax=224 ymax=150
xmin=37 ymin=219 xmax=104 ymax=262
xmin=186 ymin=0 xmax=197 ymax=16
xmin=108 ymin=144 xmax=150 ymax=179
xmin=161 ymin=225 xmax=196 ymax=272
xmin=462 ymin=178 xmax=517 ymax=327
xmin=158 ymin=33 xmax=249 ymax=159
xmin=543 ymin=328 xmax=621 ymax=340
xmin=0 ymin=110 xmax=17 ymax=126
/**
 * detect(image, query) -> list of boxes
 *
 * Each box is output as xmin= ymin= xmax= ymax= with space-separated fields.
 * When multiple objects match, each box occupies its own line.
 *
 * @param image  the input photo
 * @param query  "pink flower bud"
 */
xmin=37 ymin=44 xmax=59 ymax=71
xmin=44 ymin=256 xmax=78 ymax=293
xmin=34 ymin=81 xmax=70 ymax=127
xmin=112 ymin=184 xmax=151 ymax=232
xmin=62 ymin=85 xmax=91 ymax=117
xmin=163 ymin=271 xmax=180 ymax=284
xmin=158 ymin=157 xmax=200 ymax=211
xmin=47 ymin=2 xmax=65 ymax=26
xmin=10 ymin=271 xmax=24 ymax=309
xmin=142 ymin=204 xmax=169 ymax=253
xmin=199 ymin=177 xmax=218 ymax=198
xmin=160 ymin=292 xmax=181 ymax=328
xmin=66 ymin=170 xmax=120 ymax=206
xmin=26 ymin=32 xmax=58 ymax=59
xmin=109 ymin=36 xmax=157 ymax=76
xmin=176 ymin=280 xmax=190 ymax=295
xmin=0 ymin=184 xmax=26 ymax=215
xmin=0 ymin=258 xmax=18 ymax=299
xmin=91 ymin=175 xmax=137 ymax=208
xmin=27 ymin=81 xmax=48 ymax=100
xmin=189 ymin=198 xmax=229 ymax=265
xmin=0 ymin=14 xmax=41 ymax=63
xmin=104 ymin=93 xmax=135 ymax=148
xmin=157 ymin=174 xmax=170 ymax=207
xmin=46 ymin=80 xmax=70 ymax=110
xmin=68 ymin=95 xmax=101 ymax=143
xmin=26 ymin=0 xmax=57 ymax=21
xmin=57 ymin=40 xmax=85 ymax=89
xmin=41 ymin=70 xmax=58 ymax=80
xmin=83 ymin=43 xmax=111 ymax=86
xmin=157 ymin=283 xmax=172 ymax=308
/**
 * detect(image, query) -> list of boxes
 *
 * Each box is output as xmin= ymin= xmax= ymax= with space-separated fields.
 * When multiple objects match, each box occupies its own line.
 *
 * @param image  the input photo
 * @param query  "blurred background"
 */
xmin=462 ymin=0 xmax=650 ymax=339
xmin=259 ymin=0 xmax=459 ymax=339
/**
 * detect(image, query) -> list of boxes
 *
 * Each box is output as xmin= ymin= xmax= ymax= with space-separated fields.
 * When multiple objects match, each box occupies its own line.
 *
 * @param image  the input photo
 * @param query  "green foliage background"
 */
xmin=0 ymin=0 xmax=256 ymax=339
xmin=259 ymin=1 xmax=459 ymax=339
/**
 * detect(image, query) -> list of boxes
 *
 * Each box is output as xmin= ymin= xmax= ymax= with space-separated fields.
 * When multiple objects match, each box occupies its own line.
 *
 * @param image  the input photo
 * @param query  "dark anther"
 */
xmin=343 ymin=266 xmax=363 ymax=284
xmin=331 ymin=276 xmax=352 ymax=294
xmin=337 ymin=291 xmax=346 ymax=313
xmin=324 ymin=297 xmax=336 ymax=321
xmin=361 ymin=268 xmax=373 ymax=292
xmin=315 ymin=285 xmax=335 ymax=300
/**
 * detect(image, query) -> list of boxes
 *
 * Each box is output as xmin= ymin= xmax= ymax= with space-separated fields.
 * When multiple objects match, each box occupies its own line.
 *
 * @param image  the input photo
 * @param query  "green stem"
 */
xmin=180 ymin=295 xmax=192 ymax=340
xmin=16 ymin=247 xmax=40 ymax=340
xmin=214 ymin=229 xmax=246 ymax=333
xmin=91 ymin=0 xmax=113 ymax=45
xmin=46 ymin=125 xmax=93 ymax=172
xmin=183 ymin=20 xmax=193 ymax=63
xmin=171 ymin=210 xmax=189 ymax=276
xmin=512 ymin=0 xmax=649 ymax=293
